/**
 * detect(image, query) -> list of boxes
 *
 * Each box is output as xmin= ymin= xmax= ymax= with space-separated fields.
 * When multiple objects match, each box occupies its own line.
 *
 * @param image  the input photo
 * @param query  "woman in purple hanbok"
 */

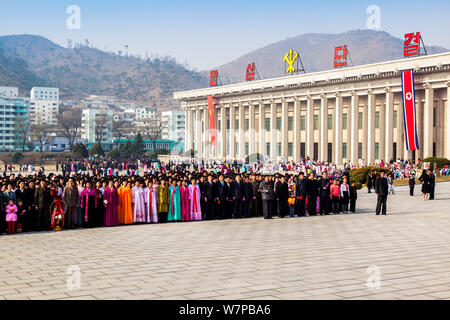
xmin=80 ymin=181 xmax=98 ymax=227
xmin=144 ymin=181 xmax=158 ymax=223
xmin=103 ymin=180 xmax=119 ymax=226
xmin=188 ymin=179 xmax=202 ymax=221
xmin=179 ymin=180 xmax=190 ymax=222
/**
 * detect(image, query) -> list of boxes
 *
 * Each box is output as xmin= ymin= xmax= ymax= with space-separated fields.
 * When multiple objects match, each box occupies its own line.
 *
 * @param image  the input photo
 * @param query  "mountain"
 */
xmin=211 ymin=30 xmax=449 ymax=84
xmin=0 ymin=35 xmax=208 ymax=110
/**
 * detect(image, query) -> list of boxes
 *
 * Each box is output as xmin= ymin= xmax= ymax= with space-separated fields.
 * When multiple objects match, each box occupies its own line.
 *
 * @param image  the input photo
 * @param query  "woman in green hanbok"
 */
xmin=167 ymin=180 xmax=181 ymax=221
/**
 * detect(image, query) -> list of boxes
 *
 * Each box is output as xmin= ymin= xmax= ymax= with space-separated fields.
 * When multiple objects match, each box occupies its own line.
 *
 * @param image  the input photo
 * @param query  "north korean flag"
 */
xmin=401 ymin=69 xmax=419 ymax=151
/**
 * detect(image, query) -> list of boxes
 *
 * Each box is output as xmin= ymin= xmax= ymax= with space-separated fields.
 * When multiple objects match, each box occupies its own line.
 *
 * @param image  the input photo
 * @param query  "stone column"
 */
xmin=385 ymin=88 xmax=394 ymax=162
xmin=367 ymin=90 xmax=375 ymax=165
xmin=185 ymin=108 xmax=192 ymax=152
xmin=238 ymin=103 xmax=245 ymax=160
xmin=319 ymin=94 xmax=328 ymax=162
xmin=423 ymin=83 xmax=434 ymax=158
xmin=334 ymin=93 xmax=343 ymax=165
xmin=417 ymin=92 xmax=424 ymax=160
xmin=293 ymin=98 xmax=301 ymax=161
xmin=229 ymin=105 xmax=236 ymax=159
xmin=203 ymin=107 xmax=210 ymax=159
xmin=259 ymin=102 xmax=265 ymax=156
xmin=270 ymin=100 xmax=277 ymax=160
xmin=249 ymin=102 xmax=256 ymax=156
xmin=195 ymin=108 xmax=202 ymax=158
xmin=446 ymin=83 xmax=450 ymax=159
xmin=220 ymin=106 xmax=226 ymax=158
xmin=350 ymin=91 xmax=359 ymax=164
xmin=281 ymin=99 xmax=288 ymax=159
xmin=306 ymin=96 xmax=313 ymax=159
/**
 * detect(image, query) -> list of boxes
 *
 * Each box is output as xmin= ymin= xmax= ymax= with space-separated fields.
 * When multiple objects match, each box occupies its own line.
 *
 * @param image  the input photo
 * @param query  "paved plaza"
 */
xmin=1 ymin=182 xmax=450 ymax=300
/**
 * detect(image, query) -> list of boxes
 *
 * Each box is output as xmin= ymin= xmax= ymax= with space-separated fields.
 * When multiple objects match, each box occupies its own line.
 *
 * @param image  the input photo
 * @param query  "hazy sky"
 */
xmin=1 ymin=0 xmax=449 ymax=70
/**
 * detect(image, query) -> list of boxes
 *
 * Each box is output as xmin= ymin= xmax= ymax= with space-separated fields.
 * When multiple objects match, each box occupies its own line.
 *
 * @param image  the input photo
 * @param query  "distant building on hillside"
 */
xmin=81 ymin=109 xmax=114 ymax=146
xmin=0 ymin=87 xmax=19 ymax=99
xmin=161 ymin=111 xmax=185 ymax=149
xmin=29 ymin=87 xmax=59 ymax=126
xmin=136 ymin=106 xmax=156 ymax=120
xmin=0 ymin=97 xmax=29 ymax=152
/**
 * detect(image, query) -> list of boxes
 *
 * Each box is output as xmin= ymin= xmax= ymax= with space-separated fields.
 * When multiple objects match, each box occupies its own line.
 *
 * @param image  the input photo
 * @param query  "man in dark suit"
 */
xmin=275 ymin=175 xmax=289 ymax=218
xmin=243 ymin=176 xmax=254 ymax=218
xmin=224 ymin=177 xmax=234 ymax=219
xmin=250 ymin=175 xmax=260 ymax=217
xmin=215 ymin=175 xmax=226 ymax=219
xmin=428 ymin=169 xmax=436 ymax=200
xmin=375 ymin=171 xmax=389 ymax=215
xmin=232 ymin=175 xmax=245 ymax=218
xmin=203 ymin=175 xmax=216 ymax=220
xmin=306 ymin=173 xmax=318 ymax=216
xmin=34 ymin=180 xmax=52 ymax=231
xmin=319 ymin=172 xmax=331 ymax=215
xmin=295 ymin=172 xmax=308 ymax=216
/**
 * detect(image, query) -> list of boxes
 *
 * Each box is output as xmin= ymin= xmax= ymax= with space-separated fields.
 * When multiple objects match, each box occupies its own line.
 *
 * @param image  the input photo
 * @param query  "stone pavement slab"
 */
xmin=1 ymin=182 xmax=450 ymax=300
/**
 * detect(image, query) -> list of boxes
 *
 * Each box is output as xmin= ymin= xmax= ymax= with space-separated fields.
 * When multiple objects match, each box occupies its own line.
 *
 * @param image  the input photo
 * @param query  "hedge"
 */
xmin=349 ymin=166 xmax=392 ymax=186
xmin=422 ymin=157 xmax=450 ymax=170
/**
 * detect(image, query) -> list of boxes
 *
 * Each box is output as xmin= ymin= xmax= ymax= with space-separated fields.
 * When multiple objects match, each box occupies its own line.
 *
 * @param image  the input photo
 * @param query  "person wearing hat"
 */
xmin=295 ymin=172 xmax=308 ymax=217
xmin=258 ymin=175 xmax=274 ymax=219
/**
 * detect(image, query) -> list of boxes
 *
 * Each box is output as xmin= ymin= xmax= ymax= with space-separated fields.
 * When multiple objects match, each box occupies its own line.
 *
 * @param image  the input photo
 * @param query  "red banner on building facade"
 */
xmin=207 ymin=95 xmax=217 ymax=146
xmin=401 ymin=70 xmax=419 ymax=151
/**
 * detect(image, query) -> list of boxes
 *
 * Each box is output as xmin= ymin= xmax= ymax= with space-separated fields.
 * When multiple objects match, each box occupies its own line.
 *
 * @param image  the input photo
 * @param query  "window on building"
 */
xmin=265 ymin=118 xmax=270 ymax=131
xmin=300 ymin=143 xmax=305 ymax=159
xmin=313 ymin=143 xmax=318 ymax=160
xmin=327 ymin=143 xmax=333 ymax=163
xmin=375 ymin=112 xmax=380 ymax=129
xmin=342 ymin=113 xmax=347 ymax=130
xmin=235 ymin=119 xmax=239 ymax=129
xmin=218 ymin=120 xmax=221 ymax=130
xmin=327 ymin=114 xmax=332 ymax=130
xmin=393 ymin=110 xmax=397 ymax=128
xmin=266 ymin=142 xmax=270 ymax=155
xmin=235 ymin=142 xmax=239 ymax=155
xmin=227 ymin=120 xmax=230 ymax=129
xmin=313 ymin=115 xmax=319 ymax=130
xmin=358 ymin=143 xmax=363 ymax=159
xmin=245 ymin=119 xmax=249 ymax=131
xmin=375 ymin=143 xmax=379 ymax=159
xmin=433 ymin=108 xmax=436 ymax=127
xmin=288 ymin=117 xmax=293 ymax=131
xmin=276 ymin=117 xmax=281 ymax=130
xmin=245 ymin=142 xmax=249 ymax=155
xmin=300 ymin=116 xmax=306 ymax=131
xmin=358 ymin=112 xmax=363 ymax=129
xmin=288 ymin=142 xmax=293 ymax=157
xmin=342 ymin=143 xmax=347 ymax=159
xmin=278 ymin=143 xmax=281 ymax=156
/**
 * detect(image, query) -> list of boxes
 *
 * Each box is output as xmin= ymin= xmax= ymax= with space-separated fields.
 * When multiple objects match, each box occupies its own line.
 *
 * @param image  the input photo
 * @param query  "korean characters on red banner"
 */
xmin=209 ymin=70 xmax=218 ymax=86
xmin=246 ymin=63 xmax=255 ymax=81
xmin=404 ymin=32 xmax=420 ymax=57
xmin=334 ymin=45 xmax=348 ymax=68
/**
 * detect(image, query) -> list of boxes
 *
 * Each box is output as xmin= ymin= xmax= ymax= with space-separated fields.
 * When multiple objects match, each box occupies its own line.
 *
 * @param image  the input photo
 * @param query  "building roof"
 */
xmin=174 ymin=51 xmax=450 ymax=101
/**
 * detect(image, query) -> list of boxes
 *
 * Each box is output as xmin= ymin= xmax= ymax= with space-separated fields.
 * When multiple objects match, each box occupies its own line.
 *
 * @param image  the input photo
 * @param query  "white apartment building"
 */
xmin=162 ymin=111 xmax=185 ymax=146
xmin=136 ymin=106 xmax=156 ymax=120
xmin=81 ymin=109 xmax=114 ymax=144
xmin=0 ymin=87 xmax=18 ymax=98
xmin=29 ymin=87 xmax=60 ymax=126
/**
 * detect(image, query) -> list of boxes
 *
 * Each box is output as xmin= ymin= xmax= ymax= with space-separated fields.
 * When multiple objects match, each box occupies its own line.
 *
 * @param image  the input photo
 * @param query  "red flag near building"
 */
xmin=401 ymin=69 xmax=419 ymax=151
xmin=207 ymin=95 xmax=217 ymax=146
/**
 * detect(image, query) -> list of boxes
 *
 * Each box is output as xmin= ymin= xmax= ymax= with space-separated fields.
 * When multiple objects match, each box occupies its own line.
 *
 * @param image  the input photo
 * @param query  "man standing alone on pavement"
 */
xmin=375 ymin=171 xmax=389 ymax=215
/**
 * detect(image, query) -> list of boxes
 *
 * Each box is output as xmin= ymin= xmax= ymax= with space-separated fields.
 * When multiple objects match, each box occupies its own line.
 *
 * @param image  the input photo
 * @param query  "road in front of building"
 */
xmin=1 ymin=182 xmax=450 ymax=300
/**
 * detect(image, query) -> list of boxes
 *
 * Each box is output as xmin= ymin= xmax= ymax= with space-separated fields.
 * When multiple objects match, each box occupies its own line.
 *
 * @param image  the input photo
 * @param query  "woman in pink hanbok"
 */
xmin=188 ymin=179 xmax=202 ymax=221
xmin=179 ymin=180 xmax=190 ymax=222
xmin=144 ymin=181 xmax=158 ymax=223
xmin=132 ymin=180 xmax=146 ymax=223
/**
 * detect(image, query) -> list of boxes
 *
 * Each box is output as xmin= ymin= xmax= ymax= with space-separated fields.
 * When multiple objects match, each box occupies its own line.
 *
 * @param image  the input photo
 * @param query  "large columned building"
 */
xmin=174 ymin=52 xmax=450 ymax=165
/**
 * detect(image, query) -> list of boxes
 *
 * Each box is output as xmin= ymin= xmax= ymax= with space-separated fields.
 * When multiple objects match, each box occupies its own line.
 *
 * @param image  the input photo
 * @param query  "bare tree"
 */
xmin=58 ymin=110 xmax=82 ymax=151
xmin=141 ymin=117 xmax=166 ymax=151
xmin=95 ymin=112 xmax=108 ymax=144
xmin=15 ymin=116 xmax=31 ymax=152
xmin=31 ymin=117 xmax=52 ymax=153
xmin=112 ymin=119 xmax=128 ymax=148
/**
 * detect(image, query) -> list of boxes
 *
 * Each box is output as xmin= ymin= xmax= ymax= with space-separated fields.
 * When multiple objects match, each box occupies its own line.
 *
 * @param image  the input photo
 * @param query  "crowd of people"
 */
xmin=0 ymin=163 xmax=363 ymax=235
